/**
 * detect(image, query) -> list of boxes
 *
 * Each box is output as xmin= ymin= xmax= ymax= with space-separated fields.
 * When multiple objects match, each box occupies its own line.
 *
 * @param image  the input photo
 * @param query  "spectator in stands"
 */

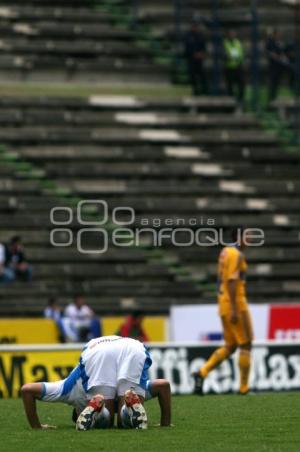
xmin=184 ymin=17 xmax=208 ymax=96
xmin=63 ymin=294 xmax=102 ymax=342
xmin=223 ymin=30 xmax=245 ymax=106
xmin=0 ymin=242 xmax=15 ymax=283
xmin=265 ymin=28 xmax=289 ymax=102
xmin=116 ymin=310 xmax=149 ymax=343
xmin=44 ymin=297 xmax=62 ymax=323
xmin=5 ymin=235 xmax=32 ymax=282
xmin=44 ymin=297 xmax=65 ymax=343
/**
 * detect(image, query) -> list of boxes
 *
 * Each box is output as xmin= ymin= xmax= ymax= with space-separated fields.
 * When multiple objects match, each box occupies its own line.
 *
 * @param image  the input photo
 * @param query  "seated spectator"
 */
xmin=44 ymin=297 xmax=65 ymax=343
xmin=63 ymin=294 xmax=102 ymax=342
xmin=5 ymin=235 xmax=32 ymax=282
xmin=116 ymin=310 xmax=149 ymax=343
xmin=0 ymin=242 xmax=15 ymax=283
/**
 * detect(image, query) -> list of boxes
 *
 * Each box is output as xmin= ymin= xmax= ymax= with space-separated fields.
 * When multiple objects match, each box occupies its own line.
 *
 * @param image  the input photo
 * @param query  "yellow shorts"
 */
xmin=221 ymin=309 xmax=253 ymax=347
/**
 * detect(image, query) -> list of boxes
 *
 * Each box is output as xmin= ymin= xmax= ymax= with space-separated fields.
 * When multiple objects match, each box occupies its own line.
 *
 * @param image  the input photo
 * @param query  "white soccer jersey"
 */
xmin=80 ymin=336 xmax=151 ymax=390
xmin=41 ymin=336 xmax=152 ymax=410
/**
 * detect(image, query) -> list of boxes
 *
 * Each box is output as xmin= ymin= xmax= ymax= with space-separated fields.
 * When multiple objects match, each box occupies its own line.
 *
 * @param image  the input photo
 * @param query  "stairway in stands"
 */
xmin=0 ymin=0 xmax=168 ymax=82
xmin=0 ymin=95 xmax=300 ymax=317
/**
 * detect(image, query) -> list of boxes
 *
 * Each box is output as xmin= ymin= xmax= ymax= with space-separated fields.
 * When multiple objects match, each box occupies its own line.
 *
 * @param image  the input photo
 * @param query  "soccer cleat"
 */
xmin=76 ymin=394 xmax=105 ymax=431
xmin=239 ymin=388 xmax=250 ymax=396
xmin=123 ymin=389 xmax=148 ymax=429
xmin=192 ymin=371 xmax=204 ymax=396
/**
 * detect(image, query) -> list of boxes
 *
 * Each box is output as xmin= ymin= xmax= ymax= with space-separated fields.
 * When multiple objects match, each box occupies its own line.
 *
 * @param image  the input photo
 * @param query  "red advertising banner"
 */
xmin=268 ymin=305 xmax=300 ymax=340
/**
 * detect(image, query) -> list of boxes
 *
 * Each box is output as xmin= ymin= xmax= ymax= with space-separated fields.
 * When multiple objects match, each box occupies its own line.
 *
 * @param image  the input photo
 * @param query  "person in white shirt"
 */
xmin=63 ymin=294 xmax=100 ymax=342
xmin=21 ymin=336 xmax=171 ymax=430
xmin=64 ymin=295 xmax=94 ymax=322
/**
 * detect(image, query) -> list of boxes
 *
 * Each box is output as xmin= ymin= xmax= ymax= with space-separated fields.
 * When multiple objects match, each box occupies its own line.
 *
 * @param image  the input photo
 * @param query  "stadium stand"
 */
xmin=0 ymin=0 xmax=168 ymax=82
xmin=132 ymin=0 xmax=293 ymax=35
xmin=100 ymin=0 xmax=295 ymax=83
xmin=0 ymin=0 xmax=299 ymax=317
xmin=0 ymin=155 xmax=200 ymax=315
xmin=0 ymin=95 xmax=300 ymax=316
xmin=0 ymin=0 xmax=294 ymax=83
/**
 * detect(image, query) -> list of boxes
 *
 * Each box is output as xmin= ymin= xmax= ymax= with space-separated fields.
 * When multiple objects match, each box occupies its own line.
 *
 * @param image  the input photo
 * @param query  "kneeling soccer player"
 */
xmin=21 ymin=335 xmax=153 ymax=430
xmin=193 ymin=229 xmax=253 ymax=395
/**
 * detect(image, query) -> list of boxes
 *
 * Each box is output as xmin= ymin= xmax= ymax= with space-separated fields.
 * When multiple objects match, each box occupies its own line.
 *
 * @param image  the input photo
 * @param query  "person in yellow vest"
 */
xmin=223 ymin=30 xmax=245 ymax=106
xmin=192 ymin=228 xmax=253 ymax=395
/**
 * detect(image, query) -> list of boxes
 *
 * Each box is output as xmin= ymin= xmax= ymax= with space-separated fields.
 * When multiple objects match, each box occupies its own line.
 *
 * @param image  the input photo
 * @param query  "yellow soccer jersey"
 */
xmin=217 ymin=246 xmax=248 ymax=316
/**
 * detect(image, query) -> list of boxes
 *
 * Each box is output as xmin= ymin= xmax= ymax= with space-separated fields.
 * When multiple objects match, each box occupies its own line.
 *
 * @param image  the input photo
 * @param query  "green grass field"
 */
xmin=1 ymin=393 xmax=299 ymax=452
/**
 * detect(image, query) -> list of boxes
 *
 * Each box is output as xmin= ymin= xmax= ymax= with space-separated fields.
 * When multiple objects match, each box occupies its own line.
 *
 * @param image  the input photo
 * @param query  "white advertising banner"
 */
xmin=170 ymin=304 xmax=269 ymax=341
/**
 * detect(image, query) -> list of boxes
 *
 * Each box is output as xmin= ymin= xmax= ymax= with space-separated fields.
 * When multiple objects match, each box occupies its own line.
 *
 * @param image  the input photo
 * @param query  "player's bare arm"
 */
xmin=150 ymin=379 xmax=172 ymax=427
xmin=21 ymin=383 xmax=56 ymax=429
xmin=228 ymin=279 xmax=238 ymax=324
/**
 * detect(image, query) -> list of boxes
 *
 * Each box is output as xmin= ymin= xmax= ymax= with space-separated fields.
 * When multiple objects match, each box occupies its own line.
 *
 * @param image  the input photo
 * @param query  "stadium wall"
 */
xmin=0 ymin=342 xmax=299 ymax=398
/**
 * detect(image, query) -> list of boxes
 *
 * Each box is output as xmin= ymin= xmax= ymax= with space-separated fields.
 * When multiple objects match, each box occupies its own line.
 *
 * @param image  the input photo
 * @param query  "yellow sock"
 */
xmin=200 ymin=347 xmax=230 ymax=378
xmin=239 ymin=349 xmax=251 ymax=393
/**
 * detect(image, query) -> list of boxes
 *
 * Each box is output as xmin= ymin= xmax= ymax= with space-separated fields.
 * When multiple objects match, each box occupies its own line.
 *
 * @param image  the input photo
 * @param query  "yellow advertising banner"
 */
xmin=0 ymin=317 xmax=167 ymax=345
xmin=0 ymin=349 xmax=81 ymax=398
xmin=0 ymin=319 xmax=60 ymax=344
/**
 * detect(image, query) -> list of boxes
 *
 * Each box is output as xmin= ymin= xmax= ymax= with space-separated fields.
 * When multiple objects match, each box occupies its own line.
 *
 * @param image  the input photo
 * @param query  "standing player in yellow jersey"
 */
xmin=193 ymin=228 xmax=253 ymax=395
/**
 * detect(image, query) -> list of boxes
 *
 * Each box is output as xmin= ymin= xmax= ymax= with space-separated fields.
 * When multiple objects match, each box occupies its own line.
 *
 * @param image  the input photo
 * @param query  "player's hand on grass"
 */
xmin=41 ymin=424 xmax=57 ymax=430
